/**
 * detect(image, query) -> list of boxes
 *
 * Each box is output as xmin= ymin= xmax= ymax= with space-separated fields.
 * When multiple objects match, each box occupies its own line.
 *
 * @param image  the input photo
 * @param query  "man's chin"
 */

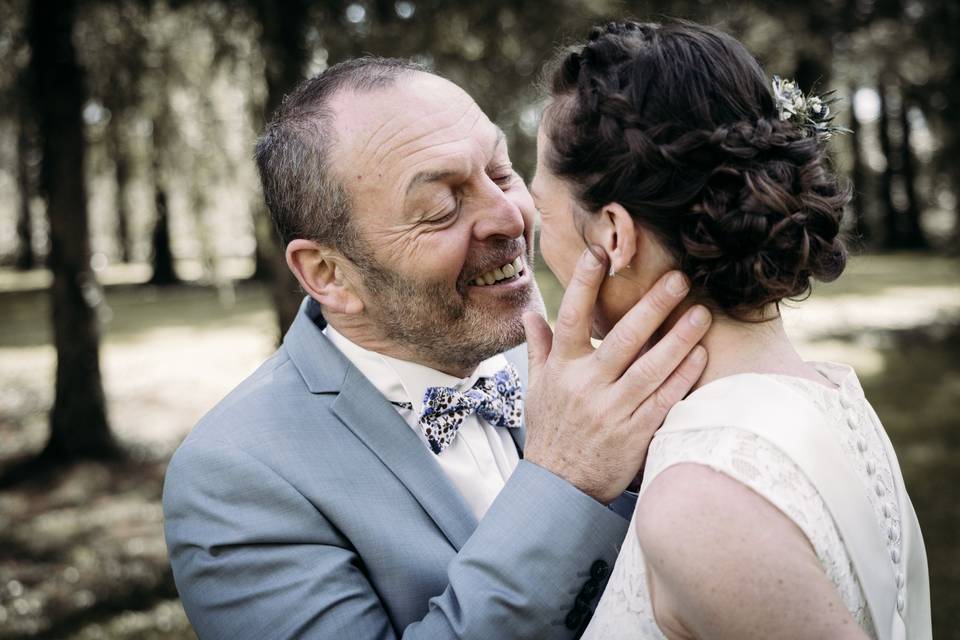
xmin=472 ymin=292 xmax=544 ymax=353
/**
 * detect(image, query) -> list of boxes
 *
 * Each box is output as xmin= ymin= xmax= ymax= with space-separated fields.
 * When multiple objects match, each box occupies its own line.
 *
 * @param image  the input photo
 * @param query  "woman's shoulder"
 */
xmin=633 ymin=461 xmax=870 ymax=639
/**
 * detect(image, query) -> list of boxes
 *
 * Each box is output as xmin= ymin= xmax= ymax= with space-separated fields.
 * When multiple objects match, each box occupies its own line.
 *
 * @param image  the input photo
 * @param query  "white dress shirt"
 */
xmin=324 ymin=325 xmax=521 ymax=520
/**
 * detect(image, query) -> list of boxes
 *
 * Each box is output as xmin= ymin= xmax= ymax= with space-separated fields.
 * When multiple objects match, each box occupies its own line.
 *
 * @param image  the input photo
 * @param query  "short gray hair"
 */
xmin=254 ymin=57 xmax=427 ymax=250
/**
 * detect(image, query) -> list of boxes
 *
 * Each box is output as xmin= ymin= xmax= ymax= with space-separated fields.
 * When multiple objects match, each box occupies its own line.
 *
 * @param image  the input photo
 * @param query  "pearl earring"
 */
xmin=608 ymin=265 xmax=616 ymax=278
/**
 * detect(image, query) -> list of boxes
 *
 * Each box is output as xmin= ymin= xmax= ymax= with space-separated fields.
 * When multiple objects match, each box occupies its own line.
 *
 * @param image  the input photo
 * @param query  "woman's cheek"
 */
xmin=538 ymin=221 xmax=578 ymax=288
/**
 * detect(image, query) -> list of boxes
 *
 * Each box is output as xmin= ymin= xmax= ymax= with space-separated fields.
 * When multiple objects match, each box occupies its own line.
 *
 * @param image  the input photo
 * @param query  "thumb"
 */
xmin=522 ymin=310 xmax=553 ymax=379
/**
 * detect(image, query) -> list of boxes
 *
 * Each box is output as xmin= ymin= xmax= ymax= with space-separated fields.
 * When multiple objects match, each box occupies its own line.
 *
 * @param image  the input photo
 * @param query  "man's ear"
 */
xmin=285 ymin=239 xmax=365 ymax=315
xmin=593 ymin=202 xmax=638 ymax=274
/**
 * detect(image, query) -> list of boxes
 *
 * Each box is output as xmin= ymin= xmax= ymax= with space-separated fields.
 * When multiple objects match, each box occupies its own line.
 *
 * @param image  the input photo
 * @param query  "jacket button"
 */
xmin=590 ymin=559 xmax=609 ymax=579
xmin=565 ymin=608 xmax=585 ymax=630
xmin=580 ymin=578 xmax=600 ymax=599
xmin=578 ymin=608 xmax=594 ymax=633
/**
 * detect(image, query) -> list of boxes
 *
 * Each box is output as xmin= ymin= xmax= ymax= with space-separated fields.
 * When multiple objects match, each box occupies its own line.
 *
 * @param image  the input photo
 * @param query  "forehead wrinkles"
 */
xmin=364 ymin=99 xmax=485 ymax=177
xmin=360 ymin=107 xmax=493 ymax=211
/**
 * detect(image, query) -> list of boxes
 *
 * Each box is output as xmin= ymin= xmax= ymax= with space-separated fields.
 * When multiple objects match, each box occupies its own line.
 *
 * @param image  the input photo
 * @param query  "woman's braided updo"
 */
xmin=543 ymin=21 xmax=849 ymax=318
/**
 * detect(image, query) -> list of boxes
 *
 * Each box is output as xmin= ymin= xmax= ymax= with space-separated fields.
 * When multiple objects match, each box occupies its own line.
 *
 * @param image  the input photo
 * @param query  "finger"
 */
xmin=522 ymin=310 xmax=554 ymax=379
xmin=630 ymin=343 xmax=708 ymax=427
xmin=620 ymin=304 xmax=712 ymax=402
xmin=592 ymin=270 xmax=691 ymax=378
xmin=551 ymin=247 xmax=607 ymax=360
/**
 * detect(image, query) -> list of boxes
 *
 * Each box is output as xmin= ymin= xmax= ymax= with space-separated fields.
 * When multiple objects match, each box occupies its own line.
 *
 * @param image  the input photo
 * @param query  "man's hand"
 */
xmin=522 ymin=248 xmax=711 ymax=504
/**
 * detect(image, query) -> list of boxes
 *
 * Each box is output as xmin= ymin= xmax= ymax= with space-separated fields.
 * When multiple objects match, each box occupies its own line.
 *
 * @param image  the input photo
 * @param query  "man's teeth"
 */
xmin=474 ymin=257 xmax=525 ymax=286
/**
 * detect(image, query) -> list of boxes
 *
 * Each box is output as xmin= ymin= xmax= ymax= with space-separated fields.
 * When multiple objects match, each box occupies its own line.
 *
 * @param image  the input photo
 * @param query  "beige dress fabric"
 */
xmin=582 ymin=362 xmax=931 ymax=640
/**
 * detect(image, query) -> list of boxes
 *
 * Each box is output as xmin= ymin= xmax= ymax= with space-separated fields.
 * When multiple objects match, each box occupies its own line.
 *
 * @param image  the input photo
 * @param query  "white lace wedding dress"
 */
xmin=582 ymin=362 xmax=930 ymax=640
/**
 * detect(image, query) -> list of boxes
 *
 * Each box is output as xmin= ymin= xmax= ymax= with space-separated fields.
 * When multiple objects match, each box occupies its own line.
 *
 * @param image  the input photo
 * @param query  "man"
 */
xmin=163 ymin=57 xmax=709 ymax=639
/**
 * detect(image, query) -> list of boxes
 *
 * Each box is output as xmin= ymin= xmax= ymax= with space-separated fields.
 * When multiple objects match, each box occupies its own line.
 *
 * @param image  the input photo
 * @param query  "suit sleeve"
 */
xmin=164 ymin=440 xmax=629 ymax=640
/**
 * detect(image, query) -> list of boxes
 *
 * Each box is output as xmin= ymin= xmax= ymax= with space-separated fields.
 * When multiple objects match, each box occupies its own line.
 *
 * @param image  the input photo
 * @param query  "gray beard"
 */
xmin=350 ymin=241 xmax=541 ymax=372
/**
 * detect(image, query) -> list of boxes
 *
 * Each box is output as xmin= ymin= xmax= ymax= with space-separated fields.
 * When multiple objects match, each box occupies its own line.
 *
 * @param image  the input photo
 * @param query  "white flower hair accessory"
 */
xmin=771 ymin=76 xmax=851 ymax=141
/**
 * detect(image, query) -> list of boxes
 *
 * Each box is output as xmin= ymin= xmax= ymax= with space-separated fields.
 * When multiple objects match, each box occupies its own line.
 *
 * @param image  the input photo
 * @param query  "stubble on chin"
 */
xmin=369 ymin=269 xmax=541 ymax=371
xmin=357 ymin=239 xmax=543 ymax=370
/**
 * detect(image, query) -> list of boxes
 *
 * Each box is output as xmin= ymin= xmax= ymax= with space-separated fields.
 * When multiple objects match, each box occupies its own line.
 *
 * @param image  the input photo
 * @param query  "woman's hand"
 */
xmin=522 ymin=248 xmax=712 ymax=504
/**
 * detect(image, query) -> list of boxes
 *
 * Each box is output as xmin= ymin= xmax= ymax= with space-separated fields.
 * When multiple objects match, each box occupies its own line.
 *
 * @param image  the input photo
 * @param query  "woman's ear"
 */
xmin=286 ymin=239 xmax=365 ymax=315
xmin=593 ymin=202 xmax=638 ymax=274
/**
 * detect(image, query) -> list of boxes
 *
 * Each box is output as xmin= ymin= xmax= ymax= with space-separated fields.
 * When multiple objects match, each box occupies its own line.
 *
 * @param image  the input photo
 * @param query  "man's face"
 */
xmin=330 ymin=72 xmax=542 ymax=371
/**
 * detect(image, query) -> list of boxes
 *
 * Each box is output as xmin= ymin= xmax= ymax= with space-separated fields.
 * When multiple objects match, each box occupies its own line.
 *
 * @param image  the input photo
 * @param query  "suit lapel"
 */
xmin=331 ymin=367 xmax=479 ymax=549
xmin=284 ymin=297 xmax=478 ymax=550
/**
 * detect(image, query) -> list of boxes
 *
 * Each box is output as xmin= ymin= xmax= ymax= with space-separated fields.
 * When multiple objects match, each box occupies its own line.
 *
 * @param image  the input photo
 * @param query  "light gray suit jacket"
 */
xmin=163 ymin=297 xmax=633 ymax=639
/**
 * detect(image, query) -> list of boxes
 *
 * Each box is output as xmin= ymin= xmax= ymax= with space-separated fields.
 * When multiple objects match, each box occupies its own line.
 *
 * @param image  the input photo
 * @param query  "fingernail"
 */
xmin=689 ymin=305 xmax=711 ymax=327
xmin=691 ymin=345 xmax=707 ymax=363
xmin=666 ymin=272 xmax=689 ymax=297
xmin=583 ymin=248 xmax=602 ymax=268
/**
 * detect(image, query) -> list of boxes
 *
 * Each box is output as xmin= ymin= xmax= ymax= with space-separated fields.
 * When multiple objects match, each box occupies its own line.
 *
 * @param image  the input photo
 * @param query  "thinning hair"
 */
xmin=254 ymin=57 xmax=427 ymax=251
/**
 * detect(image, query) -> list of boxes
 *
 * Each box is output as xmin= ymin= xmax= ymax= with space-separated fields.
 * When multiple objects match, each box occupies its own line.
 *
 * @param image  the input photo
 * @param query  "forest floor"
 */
xmin=0 ymin=252 xmax=958 ymax=639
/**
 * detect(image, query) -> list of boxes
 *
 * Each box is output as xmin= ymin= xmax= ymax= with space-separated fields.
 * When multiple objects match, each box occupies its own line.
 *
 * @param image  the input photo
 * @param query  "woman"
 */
xmin=528 ymin=20 xmax=931 ymax=640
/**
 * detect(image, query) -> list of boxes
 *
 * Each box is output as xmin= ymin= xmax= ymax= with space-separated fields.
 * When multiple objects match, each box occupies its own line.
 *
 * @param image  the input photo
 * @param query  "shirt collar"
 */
xmin=323 ymin=325 xmax=509 ymax=416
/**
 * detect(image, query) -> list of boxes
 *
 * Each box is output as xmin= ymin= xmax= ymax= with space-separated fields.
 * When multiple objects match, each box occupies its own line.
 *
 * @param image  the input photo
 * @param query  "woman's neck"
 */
xmin=662 ymin=305 xmax=835 ymax=392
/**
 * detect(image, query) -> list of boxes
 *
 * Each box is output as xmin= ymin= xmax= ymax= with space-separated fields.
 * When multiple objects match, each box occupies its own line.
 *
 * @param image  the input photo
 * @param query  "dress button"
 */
xmin=866 ymin=460 xmax=876 ymax=475
xmin=891 ymin=548 xmax=901 ymax=564
xmin=896 ymin=572 xmax=905 ymax=588
xmin=875 ymin=483 xmax=885 ymax=497
xmin=856 ymin=437 xmax=868 ymax=452
xmin=897 ymin=595 xmax=905 ymax=613
xmin=590 ymin=560 xmax=609 ymax=579
xmin=846 ymin=416 xmax=858 ymax=430
xmin=882 ymin=503 xmax=892 ymax=518
xmin=888 ymin=525 xmax=898 ymax=541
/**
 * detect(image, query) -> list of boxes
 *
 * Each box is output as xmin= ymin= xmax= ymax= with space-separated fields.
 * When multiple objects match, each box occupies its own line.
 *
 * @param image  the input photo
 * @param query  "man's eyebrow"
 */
xmin=405 ymin=169 xmax=459 ymax=197
xmin=490 ymin=126 xmax=506 ymax=160
xmin=405 ymin=127 xmax=509 ymax=198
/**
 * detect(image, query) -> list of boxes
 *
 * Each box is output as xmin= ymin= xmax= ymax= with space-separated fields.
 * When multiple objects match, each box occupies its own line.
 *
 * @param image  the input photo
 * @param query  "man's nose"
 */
xmin=470 ymin=182 xmax=525 ymax=241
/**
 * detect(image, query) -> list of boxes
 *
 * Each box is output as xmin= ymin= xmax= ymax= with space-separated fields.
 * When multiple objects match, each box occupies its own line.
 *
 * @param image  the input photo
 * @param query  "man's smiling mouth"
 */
xmin=472 ymin=256 xmax=525 ymax=286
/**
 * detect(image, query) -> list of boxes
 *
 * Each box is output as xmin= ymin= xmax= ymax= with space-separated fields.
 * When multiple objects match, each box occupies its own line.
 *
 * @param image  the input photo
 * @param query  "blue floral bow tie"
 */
xmin=419 ymin=363 xmax=523 ymax=455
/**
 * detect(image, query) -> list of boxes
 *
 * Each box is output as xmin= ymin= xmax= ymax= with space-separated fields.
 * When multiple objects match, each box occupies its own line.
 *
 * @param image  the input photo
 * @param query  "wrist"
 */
xmin=524 ymin=454 xmax=608 ymax=504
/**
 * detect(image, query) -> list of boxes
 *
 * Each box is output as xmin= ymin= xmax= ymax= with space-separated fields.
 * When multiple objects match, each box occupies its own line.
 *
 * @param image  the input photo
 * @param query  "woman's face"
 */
xmin=531 ymin=121 xmax=671 ymax=337
xmin=530 ymin=123 xmax=586 ymax=290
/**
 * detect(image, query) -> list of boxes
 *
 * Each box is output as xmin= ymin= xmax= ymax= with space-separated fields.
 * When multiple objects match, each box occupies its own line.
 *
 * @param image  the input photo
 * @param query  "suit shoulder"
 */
xmin=179 ymin=346 xmax=335 ymax=449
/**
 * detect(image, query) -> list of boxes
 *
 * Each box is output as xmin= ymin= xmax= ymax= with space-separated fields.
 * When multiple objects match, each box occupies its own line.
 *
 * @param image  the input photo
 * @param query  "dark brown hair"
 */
xmin=544 ymin=21 xmax=849 ymax=318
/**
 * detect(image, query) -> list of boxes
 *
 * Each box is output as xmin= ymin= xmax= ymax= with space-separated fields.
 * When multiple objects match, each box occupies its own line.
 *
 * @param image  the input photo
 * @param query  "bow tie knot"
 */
xmin=419 ymin=363 xmax=523 ymax=454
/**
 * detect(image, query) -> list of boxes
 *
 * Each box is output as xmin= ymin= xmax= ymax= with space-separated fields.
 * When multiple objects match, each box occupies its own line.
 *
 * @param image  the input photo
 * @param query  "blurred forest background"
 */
xmin=0 ymin=0 xmax=958 ymax=638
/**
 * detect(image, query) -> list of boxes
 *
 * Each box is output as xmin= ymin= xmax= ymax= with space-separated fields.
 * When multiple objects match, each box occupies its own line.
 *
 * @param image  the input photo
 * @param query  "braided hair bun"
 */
xmin=544 ymin=21 xmax=849 ymax=318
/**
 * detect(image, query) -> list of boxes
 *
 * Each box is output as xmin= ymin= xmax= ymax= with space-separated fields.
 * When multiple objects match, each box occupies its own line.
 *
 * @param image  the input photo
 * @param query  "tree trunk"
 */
xmin=247 ymin=98 xmax=274 ymax=283
xmin=15 ymin=90 xmax=36 ymax=271
xmin=149 ymin=188 xmax=177 ymax=285
xmin=898 ymin=97 xmax=927 ymax=249
xmin=28 ymin=0 xmax=119 ymax=462
xmin=252 ymin=0 xmax=313 ymax=337
xmin=847 ymin=83 xmax=871 ymax=246
xmin=794 ymin=55 xmax=831 ymax=96
xmin=107 ymin=112 xmax=133 ymax=263
xmin=148 ymin=113 xmax=179 ymax=286
xmin=877 ymin=81 xmax=899 ymax=250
